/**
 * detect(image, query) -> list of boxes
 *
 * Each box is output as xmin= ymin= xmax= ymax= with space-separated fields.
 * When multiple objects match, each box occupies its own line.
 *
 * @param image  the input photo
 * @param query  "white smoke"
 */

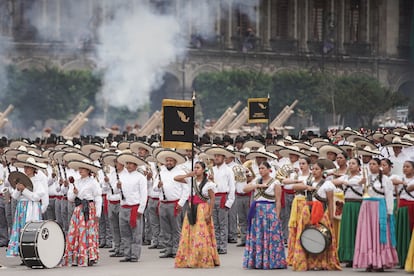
xmin=96 ymin=3 xmax=185 ymax=111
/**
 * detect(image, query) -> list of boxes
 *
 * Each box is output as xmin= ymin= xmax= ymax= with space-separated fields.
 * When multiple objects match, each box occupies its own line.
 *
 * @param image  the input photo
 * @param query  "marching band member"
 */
xmin=63 ymin=158 xmax=102 ymax=267
xmin=0 ymin=161 xmax=10 ymax=247
xmin=174 ymin=161 xmax=220 ymax=268
xmin=103 ymin=153 xmax=123 ymax=257
xmin=115 ymin=153 xmax=148 ymax=262
xmin=333 ymin=158 xmax=363 ymax=267
xmin=289 ymin=161 xmax=341 ymax=271
xmin=395 ymin=161 xmax=414 ymax=268
xmin=242 ymin=161 xmax=286 ymax=269
xmin=6 ymin=157 xmax=47 ymax=257
xmin=155 ymin=149 xmax=189 ymax=258
xmin=224 ymin=146 xmax=239 ymax=244
xmin=205 ymin=147 xmax=235 ymax=255
xmin=353 ymin=158 xmax=398 ymax=271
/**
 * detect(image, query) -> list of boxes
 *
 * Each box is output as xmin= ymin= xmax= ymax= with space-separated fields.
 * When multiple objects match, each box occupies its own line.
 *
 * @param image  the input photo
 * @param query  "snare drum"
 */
xmin=20 ymin=220 xmax=65 ymax=268
xmin=300 ymin=223 xmax=332 ymax=255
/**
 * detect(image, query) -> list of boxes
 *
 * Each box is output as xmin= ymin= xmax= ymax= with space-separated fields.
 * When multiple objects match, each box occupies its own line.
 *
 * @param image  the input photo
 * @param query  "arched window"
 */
xmin=349 ymin=0 xmax=360 ymax=42
xmin=276 ymin=0 xmax=289 ymax=39
xmin=398 ymin=0 xmax=414 ymax=58
xmin=311 ymin=0 xmax=324 ymax=41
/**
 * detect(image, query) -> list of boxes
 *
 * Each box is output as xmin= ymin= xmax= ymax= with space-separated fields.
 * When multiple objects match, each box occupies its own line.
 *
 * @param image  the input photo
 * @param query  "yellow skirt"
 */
xmin=406 ymin=228 xmax=414 ymax=272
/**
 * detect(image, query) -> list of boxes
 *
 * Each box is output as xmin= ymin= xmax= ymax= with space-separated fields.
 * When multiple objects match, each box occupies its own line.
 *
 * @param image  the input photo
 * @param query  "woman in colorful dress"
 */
xmin=6 ymin=157 xmax=47 ymax=257
xmin=332 ymin=158 xmax=363 ymax=267
xmin=242 ymin=161 xmax=286 ymax=269
xmin=405 ymin=184 xmax=414 ymax=272
xmin=353 ymin=158 xmax=398 ymax=271
xmin=289 ymin=161 xmax=341 ymax=271
xmin=286 ymin=157 xmax=311 ymax=265
xmin=174 ymin=161 xmax=220 ymax=268
xmin=63 ymin=159 xmax=102 ymax=267
xmin=395 ymin=161 xmax=414 ymax=268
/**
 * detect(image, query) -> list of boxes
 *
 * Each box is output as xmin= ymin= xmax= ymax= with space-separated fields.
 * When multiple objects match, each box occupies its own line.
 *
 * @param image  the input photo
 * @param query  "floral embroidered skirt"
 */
xmin=175 ymin=202 xmax=220 ymax=268
xmin=63 ymin=202 xmax=99 ymax=267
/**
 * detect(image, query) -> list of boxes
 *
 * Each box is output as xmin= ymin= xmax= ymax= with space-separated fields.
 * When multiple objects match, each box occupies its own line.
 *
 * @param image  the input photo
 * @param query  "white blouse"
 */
xmin=311 ymin=179 xmax=335 ymax=201
xmin=191 ymin=179 xmax=217 ymax=198
xmin=254 ymin=178 xmax=280 ymax=202
xmin=338 ymin=174 xmax=363 ymax=199
xmin=400 ymin=176 xmax=414 ymax=201
xmin=67 ymin=176 xmax=102 ymax=217
xmin=366 ymin=173 xmax=394 ymax=215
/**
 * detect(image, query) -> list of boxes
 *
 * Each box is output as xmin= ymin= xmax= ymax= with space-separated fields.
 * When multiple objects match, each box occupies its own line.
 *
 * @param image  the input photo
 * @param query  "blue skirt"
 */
xmin=243 ymin=201 xmax=287 ymax=269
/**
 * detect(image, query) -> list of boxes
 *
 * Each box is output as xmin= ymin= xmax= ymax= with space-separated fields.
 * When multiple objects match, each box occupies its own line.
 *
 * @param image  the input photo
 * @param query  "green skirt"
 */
xmin=337 ymin=201 xmax=361 ymax=262
xmin=396 ymin=207 xmax=411 ymax=268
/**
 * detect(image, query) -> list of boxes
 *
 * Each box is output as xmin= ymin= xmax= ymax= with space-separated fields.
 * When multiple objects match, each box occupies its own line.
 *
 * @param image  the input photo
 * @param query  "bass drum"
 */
xmin=20 ymin=220 xmax=65 ymax=268
xmin=300 ymin=223 xmax=332 ymax=255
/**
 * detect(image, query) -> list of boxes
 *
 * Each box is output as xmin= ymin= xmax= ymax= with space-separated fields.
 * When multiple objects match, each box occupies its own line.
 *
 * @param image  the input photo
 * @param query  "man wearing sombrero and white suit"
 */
xmin=155 ymin=149 xmax=189 ymax=258
xmin=205 ymin=146 xmax=235 ymax=255
xmin=115 ymin=153 xmax=148 ymax=262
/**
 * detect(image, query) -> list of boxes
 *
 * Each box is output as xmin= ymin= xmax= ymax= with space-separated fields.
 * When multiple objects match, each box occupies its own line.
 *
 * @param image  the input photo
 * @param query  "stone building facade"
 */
xmin=0 ymin=0 xmax=413 ymax=113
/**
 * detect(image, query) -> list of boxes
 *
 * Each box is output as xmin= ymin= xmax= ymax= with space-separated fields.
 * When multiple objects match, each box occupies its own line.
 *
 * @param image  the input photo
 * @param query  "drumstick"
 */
xmin=114 ymin=161 xmax=125 ymax=200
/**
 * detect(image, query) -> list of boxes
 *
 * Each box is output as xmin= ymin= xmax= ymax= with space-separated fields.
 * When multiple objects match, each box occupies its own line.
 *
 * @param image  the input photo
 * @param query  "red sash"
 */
xmin=109 ymin=200 xmax=120 ymax=204
xmin=161 ymin=200 xmax=180 ymax=216
xmin=215 ymin=192 xmax=228 ymax=208
xmin=121 ymin=204 xmax=140 ymax=228
xmin=189 ymin=195 xmax=205 ymax=204
xmin=281 ymin=187 xmax=295 ymax=208
xmin=102 ymin=194 xmax=108 ymax=215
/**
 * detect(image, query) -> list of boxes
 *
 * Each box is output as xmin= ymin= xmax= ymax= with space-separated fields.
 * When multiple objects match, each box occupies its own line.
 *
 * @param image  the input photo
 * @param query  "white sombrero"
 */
xmin=67 ymin=158 xmax=100 ymax=173
xmin=204 ymin=146 xmax=235 ymax=159
xmin=129 ymin=141 xmax=152 ymax=154
xmin=354 ymin=140 xmax=377 ymax=150
xmin=356 ymin=145 xmax=381 ymax=156
xmin=336 ymin=128 xmax=357 ymax=138
xmin=318 ymin=144 xmax=343 ymax=159
xmin=372 ymin=131 xmax=385 ymax=141
xmin=63 ymin=151 xmax=91 ymax=163
xmin=155 ymin=149 xmax=186 ymax=165
xmin=265 ymin=141 xmax=287 ymax=153
xmin=117 ymin=153 xmax=147 ymax=167
xmin=81 ymin=143 xmax=104 ymax=155
xmin=385 ymin=136 xmax=412 ymax=148
xmin=14 ymin=156 xmax=48 ymax=171
xmin=16 ymin=150 xmax=47 ymax=163
xmin=245 ymin=147 xmax=277 ymax=160
xmin=243 ymin=140 xmax=264 ymax=150
xmin=346 ymin=134 xmax=369 ymax=143
xmin=278 ymin=145 xmax=308 ymax=158
xmin=302 ymin=146 xmax=320 ymax=157
xmin=117 ymin=141 xmax=131 ymax=151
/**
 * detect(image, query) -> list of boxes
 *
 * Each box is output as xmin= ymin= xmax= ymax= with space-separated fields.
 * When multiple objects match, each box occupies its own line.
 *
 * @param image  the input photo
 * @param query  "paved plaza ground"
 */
xmin=0 ymin=243 xmax=406 ymax=276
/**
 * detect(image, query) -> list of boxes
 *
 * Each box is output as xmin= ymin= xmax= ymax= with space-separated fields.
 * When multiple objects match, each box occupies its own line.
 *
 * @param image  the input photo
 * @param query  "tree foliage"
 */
xmin=4 ymin=66 xmax=100 ymax=128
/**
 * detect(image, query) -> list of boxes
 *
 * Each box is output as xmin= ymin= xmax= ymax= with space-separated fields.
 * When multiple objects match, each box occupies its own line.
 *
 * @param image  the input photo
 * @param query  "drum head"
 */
xmin=36 ymin=221 xmax=65 ymax=268
xmin=300 ymin=226 xmax=326 ymax=255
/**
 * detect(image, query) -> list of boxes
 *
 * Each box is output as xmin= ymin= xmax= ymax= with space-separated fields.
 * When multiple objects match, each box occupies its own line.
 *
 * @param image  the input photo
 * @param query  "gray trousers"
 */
xmin=45 ymin=198 xmax=56 ymax=220
xmin=55 ymin=198 xmax=63 ymax=228
xmin=143 ymin=203 xmax=151 ymax=242
xmin=99 ymin=197 xmax=112 ymax=245
xmin=212 ymin=197 xmax=229 ymax=251
xmin=0 ymin=196 xmax=9 ymax=245
xmin=108 ymin=202 xmax=122 ymax=253
xmin=147 ymin=198 xmax=160 ymax=246
xmin=119 ymin=206 xmax=143 ymax=260
xmin=159 ymin=201 xmax=182 ymax=255
xmin=236 ymin=194 xmax=250 ymax=243
xmin=228 ymin=200 xmax=238 ymax=241
xmin=281 ymin=193 xmax=294 ymax=242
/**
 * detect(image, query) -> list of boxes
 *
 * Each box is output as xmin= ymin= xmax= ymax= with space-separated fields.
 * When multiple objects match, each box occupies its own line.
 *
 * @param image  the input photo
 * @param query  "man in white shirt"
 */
xmin=155 ymin=150 xmax=188 ymax=258
xmin=205 ymin=147 xmax=236 ymax=255
xmin=116 ymin=153 xmax=148 ymax=262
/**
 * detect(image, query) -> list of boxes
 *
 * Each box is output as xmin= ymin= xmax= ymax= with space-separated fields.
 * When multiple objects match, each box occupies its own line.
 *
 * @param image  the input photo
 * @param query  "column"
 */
xmin=226 ymin=0 xmax=233 ymax=48
xmin=56 ymin=0 xmax=61 ymax=39
xmin=264 ymin=0 xmax=271 ymax=49
xmin=337 ymin=0 xmax=345 ymax=53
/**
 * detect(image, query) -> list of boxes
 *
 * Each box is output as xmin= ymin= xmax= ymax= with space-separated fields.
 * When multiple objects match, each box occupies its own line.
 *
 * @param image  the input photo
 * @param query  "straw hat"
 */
xmin=234 ymin=147 xmax=250 ymax=158
xmin=245 ymin=147 xmax=277 ymax=160
xmin=302 ymin=146 xmax=320 ymax=157
xmin=278 ymin=145 xmax=308 ymax=158
xmin=155 ymin=149 xmax=186 ymax=165
xmin=204 ymin=146 xmax=235 ymax=159
xmin=63 ymin=151 xmax=91 ymax=163
xmin=265 ymin=141 xmax=287 ymax=153
xmin=385 ymin=136 xmax=412 ymax=148
xmin=336 ymin=128 xmax=357 ymax=138
xmin=117 ymin=153 xmax=147 ymax=167
xmin=372 ymin=131 xmax=385 ymax=141
xmin=81 ymin=143 xmax=104 ymax=155
xmin=130 ymin=141 xmax=152 ymax=154
xmin=311 ymin=138 xmax=330 ymax=148
xmin=14 ymin=156 xmax=48 ymax=171
xmin=243 ymin=140 xmax=264 ymax=150
xmin=356 ymin=145 xmax=381 ymax=156
xmin=67 ymin=159 xmax=100 ymax=173
xmin=318 ymin=144 xmax=343 ymax=158
xmin=346 ymin=134 xmax=370 ymax=143
xmin=354 ymin=140 xmax=377 ymax=150
xmin=16 ymin=150 xmax=47 ymax=163
xmin=117 ymin=141 xmax=131 ymax=151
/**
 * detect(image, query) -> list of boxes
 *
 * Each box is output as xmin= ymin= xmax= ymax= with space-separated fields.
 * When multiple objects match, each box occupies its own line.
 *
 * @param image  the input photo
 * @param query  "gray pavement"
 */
xmin=0 ymin=243 xmax=406 ymax=275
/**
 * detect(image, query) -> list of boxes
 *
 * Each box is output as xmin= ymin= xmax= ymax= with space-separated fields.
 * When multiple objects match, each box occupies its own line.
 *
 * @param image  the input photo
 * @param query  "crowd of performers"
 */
xmin=0 ymin=126 xmax=413 ymax=271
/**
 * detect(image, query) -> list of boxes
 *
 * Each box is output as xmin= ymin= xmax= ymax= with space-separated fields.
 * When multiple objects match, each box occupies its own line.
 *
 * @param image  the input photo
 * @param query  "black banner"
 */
xmin=248 ymin=98 xmax=269 ymax=123
xmin=162 ymin=99 xmax=194 ymax=149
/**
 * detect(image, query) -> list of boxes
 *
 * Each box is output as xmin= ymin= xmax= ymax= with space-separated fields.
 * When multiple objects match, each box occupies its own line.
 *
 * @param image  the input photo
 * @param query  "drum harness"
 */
xmin=399 ymin=177 xmax=414 ymax=199
xmin=254 ymin=178 xmax=275 ymax=201
xmin=306 ymin=177 xmax=326 ymax=212
xmin=343 ymin=174 xmax=363 ymax=197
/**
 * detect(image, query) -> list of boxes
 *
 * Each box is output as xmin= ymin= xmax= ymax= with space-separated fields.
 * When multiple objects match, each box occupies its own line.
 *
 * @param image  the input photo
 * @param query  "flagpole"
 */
xmin=267 ymin=93 xmax=270 ymax=135
xmin=190 ymin=91 xmax=196 ymax=224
